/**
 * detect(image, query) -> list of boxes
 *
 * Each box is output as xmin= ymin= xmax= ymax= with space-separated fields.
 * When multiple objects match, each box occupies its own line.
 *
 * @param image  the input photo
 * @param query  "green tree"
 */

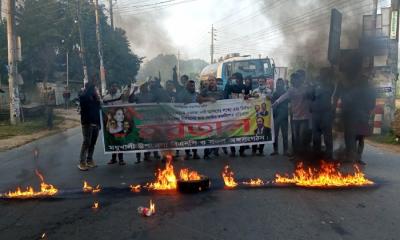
xmin=138 ymin=54 xmax=208 ymax=84
xmin=15 ymin=0 xmax=141 ymax=89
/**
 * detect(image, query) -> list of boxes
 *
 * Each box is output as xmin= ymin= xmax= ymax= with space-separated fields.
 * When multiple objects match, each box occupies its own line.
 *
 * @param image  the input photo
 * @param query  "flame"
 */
xmin=129 ymin=184 xmax=141 ymax=192
xmin=146 ymin=156 xmax=177 ymax=190
xmin=149 ymin=199 xmax=155 ymax=214
xmin=222 ymin=165 xmax=238 ymax=188
xmin=83 ymin=181 xmax=101 ymax=193
xmin=41 ymin=233 xmax=46 ymax=239
xmin=179 ymin=168 xmax=201 ymax=181
xmin=4 ymin=170 xmax=58 ymax=198
xmin=92 ymin=201 xmax=99 ymax=209
xmin=275 ymin=161 xmax=374 ymax=187
xmin=243 ymin=178 xmax=264 ymax=186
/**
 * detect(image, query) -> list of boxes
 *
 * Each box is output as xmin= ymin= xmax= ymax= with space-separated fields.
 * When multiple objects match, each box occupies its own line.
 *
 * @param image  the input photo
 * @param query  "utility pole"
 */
xmin=370 ymin=0 xmax=378 ymax=68
xmin=177 ymin=50 xmax=180 ymax=80
xmin=66 ymin=51 xmax=69 ymax=87
xmin=6 ymin=0 xmax=20 ymax=125
xmin=109 ymin=0 xmax=114 ymax=30
xmin=94 ymin=0 xmax=106 ymax=96
xmin=210 ymin=24 xmax=216 ymax=64
xmin=76 ymin=0 xmax=89 ymax=85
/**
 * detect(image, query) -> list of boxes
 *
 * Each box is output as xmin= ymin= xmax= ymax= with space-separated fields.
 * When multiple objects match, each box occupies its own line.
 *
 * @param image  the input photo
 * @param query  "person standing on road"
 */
xmin=309 ymin=69 xmax=335 ymax=160
xmin=63 ymin=86 xmax=71 ymax=109
xmin=103 ymin=83 xmax=126 ymax=165
xmin=270 ymin=78 xmax=289 ymax=156
xmin=297 ymin=69 xmax=313 ymax=151
xmin=176 ymin=79 xmax=201 ymax=160
xmin=198 ymin=75 xmax=225 ymax=159
xmin=272 ymin=73 xmax=311 ymax=159
xmin=334 ymin=59 xmax=376 ymax=164
xmin=354 ymin=77 xmax=376 ymax=165
xmin=78 ymin=77 xmax=101 ymax=171
xmin=134 ymin=82 xmax=161 ymax=162
xmin=224 ymin=72 xmax=247 ymax=157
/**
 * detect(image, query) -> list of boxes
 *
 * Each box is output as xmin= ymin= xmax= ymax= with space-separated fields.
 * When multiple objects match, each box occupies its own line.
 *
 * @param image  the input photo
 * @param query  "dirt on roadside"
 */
xmin=365 ymin=139 xmax=400 ymax=155
xmin=0 ymin=108 xmax=81 ymax=152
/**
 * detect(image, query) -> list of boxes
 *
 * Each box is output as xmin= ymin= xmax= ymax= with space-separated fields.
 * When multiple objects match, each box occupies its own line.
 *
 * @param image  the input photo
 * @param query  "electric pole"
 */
xmin=109 ymin=0 xmax=114 ymax=30
xmin=177 ymin=50 xmax=180 ymax=80
xmin=76 ymin=0 xmax=89 ymax=85
xmin=6 ymin=0 xmax=20 ymax=124
xmin=210 ymin=24 xmax=215 ymax=64
xmin=94 ymin=0 xmax=106 ymax=96
xmin=371 ymin=0 xmax=378 ymax=68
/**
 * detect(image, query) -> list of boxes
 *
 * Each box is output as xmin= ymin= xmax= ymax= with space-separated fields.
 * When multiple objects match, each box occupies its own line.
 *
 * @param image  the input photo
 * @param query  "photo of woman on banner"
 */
xmin=104 ymin=106 xmax=141 ymax=142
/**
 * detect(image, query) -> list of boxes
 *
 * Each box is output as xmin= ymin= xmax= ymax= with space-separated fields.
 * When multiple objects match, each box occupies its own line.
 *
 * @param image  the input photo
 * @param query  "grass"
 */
xmin=368 ymin=131 xmax=400 ymax=145
xmin=0 ymin=116 xmax=63 ymax=140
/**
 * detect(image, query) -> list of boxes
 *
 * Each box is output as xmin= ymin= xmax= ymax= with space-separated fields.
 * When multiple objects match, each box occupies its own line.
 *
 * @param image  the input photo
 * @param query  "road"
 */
xmin=0 ymin=127 xmax=399 ymax=240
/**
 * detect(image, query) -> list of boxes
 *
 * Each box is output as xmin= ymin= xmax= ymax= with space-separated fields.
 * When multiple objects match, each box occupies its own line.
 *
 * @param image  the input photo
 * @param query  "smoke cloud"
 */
xmin=259 ymin=0 xmax=372 ymax=68
xmin=114 ymin=11 xmax=175 ymax=60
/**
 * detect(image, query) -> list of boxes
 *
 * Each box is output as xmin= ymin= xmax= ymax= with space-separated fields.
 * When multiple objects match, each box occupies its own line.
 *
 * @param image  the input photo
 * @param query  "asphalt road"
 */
xmin=0 ymin=127 xmax=399 ymax=240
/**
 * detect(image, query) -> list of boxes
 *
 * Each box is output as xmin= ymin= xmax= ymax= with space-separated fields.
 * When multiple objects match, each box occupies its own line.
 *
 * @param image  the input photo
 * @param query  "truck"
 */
xmin=199 ymin=53 xmax=275 ymax=90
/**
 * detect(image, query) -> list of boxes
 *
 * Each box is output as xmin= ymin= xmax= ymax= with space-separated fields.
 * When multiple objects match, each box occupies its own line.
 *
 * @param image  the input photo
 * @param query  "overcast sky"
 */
xmin=110 ymin=0 xmax=390 ymax=65
xmin=112 ymin=0 xmax=281 ymax=62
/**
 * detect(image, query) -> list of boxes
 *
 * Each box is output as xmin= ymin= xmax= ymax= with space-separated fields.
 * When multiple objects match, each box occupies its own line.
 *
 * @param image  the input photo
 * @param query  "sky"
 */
xmin=109 ymin=0 xmax=391 ymax=65
xmin=112 ymin=0 xmax=277 ymax=62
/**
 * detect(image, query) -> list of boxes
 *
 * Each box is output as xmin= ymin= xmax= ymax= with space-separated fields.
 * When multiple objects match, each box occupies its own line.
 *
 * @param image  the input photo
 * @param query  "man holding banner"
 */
xmin=101 ymin=98 xmax=273 ymax=156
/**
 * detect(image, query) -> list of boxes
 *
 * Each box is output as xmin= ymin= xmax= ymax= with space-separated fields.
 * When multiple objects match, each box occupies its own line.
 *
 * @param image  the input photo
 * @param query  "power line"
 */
xmin=214 ymin=1 xmax=373 ymax=57
xmin=216 ymin=0 xmax=370 ymax=48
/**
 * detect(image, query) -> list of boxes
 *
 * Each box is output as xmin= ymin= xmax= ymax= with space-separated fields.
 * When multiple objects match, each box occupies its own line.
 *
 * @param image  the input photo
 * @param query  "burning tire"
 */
xmin=177 ymin=176 xmax=210 ymax=193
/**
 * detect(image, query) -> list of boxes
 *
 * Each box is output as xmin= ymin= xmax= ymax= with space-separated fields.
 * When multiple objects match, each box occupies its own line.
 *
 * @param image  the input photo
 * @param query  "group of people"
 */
xmin=271 ymin=57 xmax=376 ymax=165
xmin=77 ymin=57 xmax=376 ymax=171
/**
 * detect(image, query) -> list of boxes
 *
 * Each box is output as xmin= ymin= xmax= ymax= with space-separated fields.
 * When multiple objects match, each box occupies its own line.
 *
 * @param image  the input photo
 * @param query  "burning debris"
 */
xmin=222 ymin=165 xmax=238 ymax=188
xmin=177 ymin=168 xmax=210 ymax=193
xmin=146 ymin=156 xmax=177 ymax=190
xmin=137 ymin=199 xmax=156 ymax=217
xmin=243 ymin=178 xmax=265 ymax=186
xmin=179 ymin=168 xmax=201 ymax=181
xmin=83 ymin=181 xmax=101 ymax=193
xmin=92 ymin=201 xmax=99 ymax=209
xmin=130 ymin=184 xmax=142 ymax=192
xmin=275 ymin=161 xmax=374 ymax=188
xmin=2 ymin=170 xmax=58 ymax=199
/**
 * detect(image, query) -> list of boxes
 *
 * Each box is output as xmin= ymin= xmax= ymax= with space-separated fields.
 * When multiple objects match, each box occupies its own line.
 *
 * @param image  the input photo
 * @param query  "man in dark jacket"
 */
xmin=270 ymin=78 xmax=289 ymax=156
xmin=252 ymin=117 xmax=272 ymax=155
xmin=176 ymin=80 xmax=200 ymax=160
xmin=78 ymin=79 xmax=101 ymax=171
xmin=224 ymin=72 xmax=247 ymax=157
xmin=310 ymin=69 xmax=335 ymax=160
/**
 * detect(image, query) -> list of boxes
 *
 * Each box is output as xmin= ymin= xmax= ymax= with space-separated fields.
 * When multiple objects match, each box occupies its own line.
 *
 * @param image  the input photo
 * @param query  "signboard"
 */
xmin=390 ymin=10 xmax=398 ymax=40
xmin=101 ymin=99 xmax=274 ymax=153
xmin=328 ymin=8 xmax=342 ymax=65
xmin=373 ymin=68 xmax=395 ymax=97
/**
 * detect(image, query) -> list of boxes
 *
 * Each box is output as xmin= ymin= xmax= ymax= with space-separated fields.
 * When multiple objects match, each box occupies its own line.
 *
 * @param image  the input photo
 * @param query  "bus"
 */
xmin=199 ymin=54 xmax=275 ymax=90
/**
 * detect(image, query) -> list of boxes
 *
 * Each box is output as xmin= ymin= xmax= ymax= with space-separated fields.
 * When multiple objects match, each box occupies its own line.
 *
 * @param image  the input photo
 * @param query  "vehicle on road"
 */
xmin=199 ymin=53 xmax=275 ymax=90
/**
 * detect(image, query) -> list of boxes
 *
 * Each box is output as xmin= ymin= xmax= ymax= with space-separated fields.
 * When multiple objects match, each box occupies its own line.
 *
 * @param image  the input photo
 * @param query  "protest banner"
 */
xmin=101 ymin=98 xmax=274 ymax=153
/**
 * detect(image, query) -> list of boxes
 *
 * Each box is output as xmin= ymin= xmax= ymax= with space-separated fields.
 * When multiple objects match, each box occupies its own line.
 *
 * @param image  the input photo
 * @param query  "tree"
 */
xmin=14 ymin=0 xmax=141 ymax=90
xmin=138 ymin=54 xmax=208 ymax=84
